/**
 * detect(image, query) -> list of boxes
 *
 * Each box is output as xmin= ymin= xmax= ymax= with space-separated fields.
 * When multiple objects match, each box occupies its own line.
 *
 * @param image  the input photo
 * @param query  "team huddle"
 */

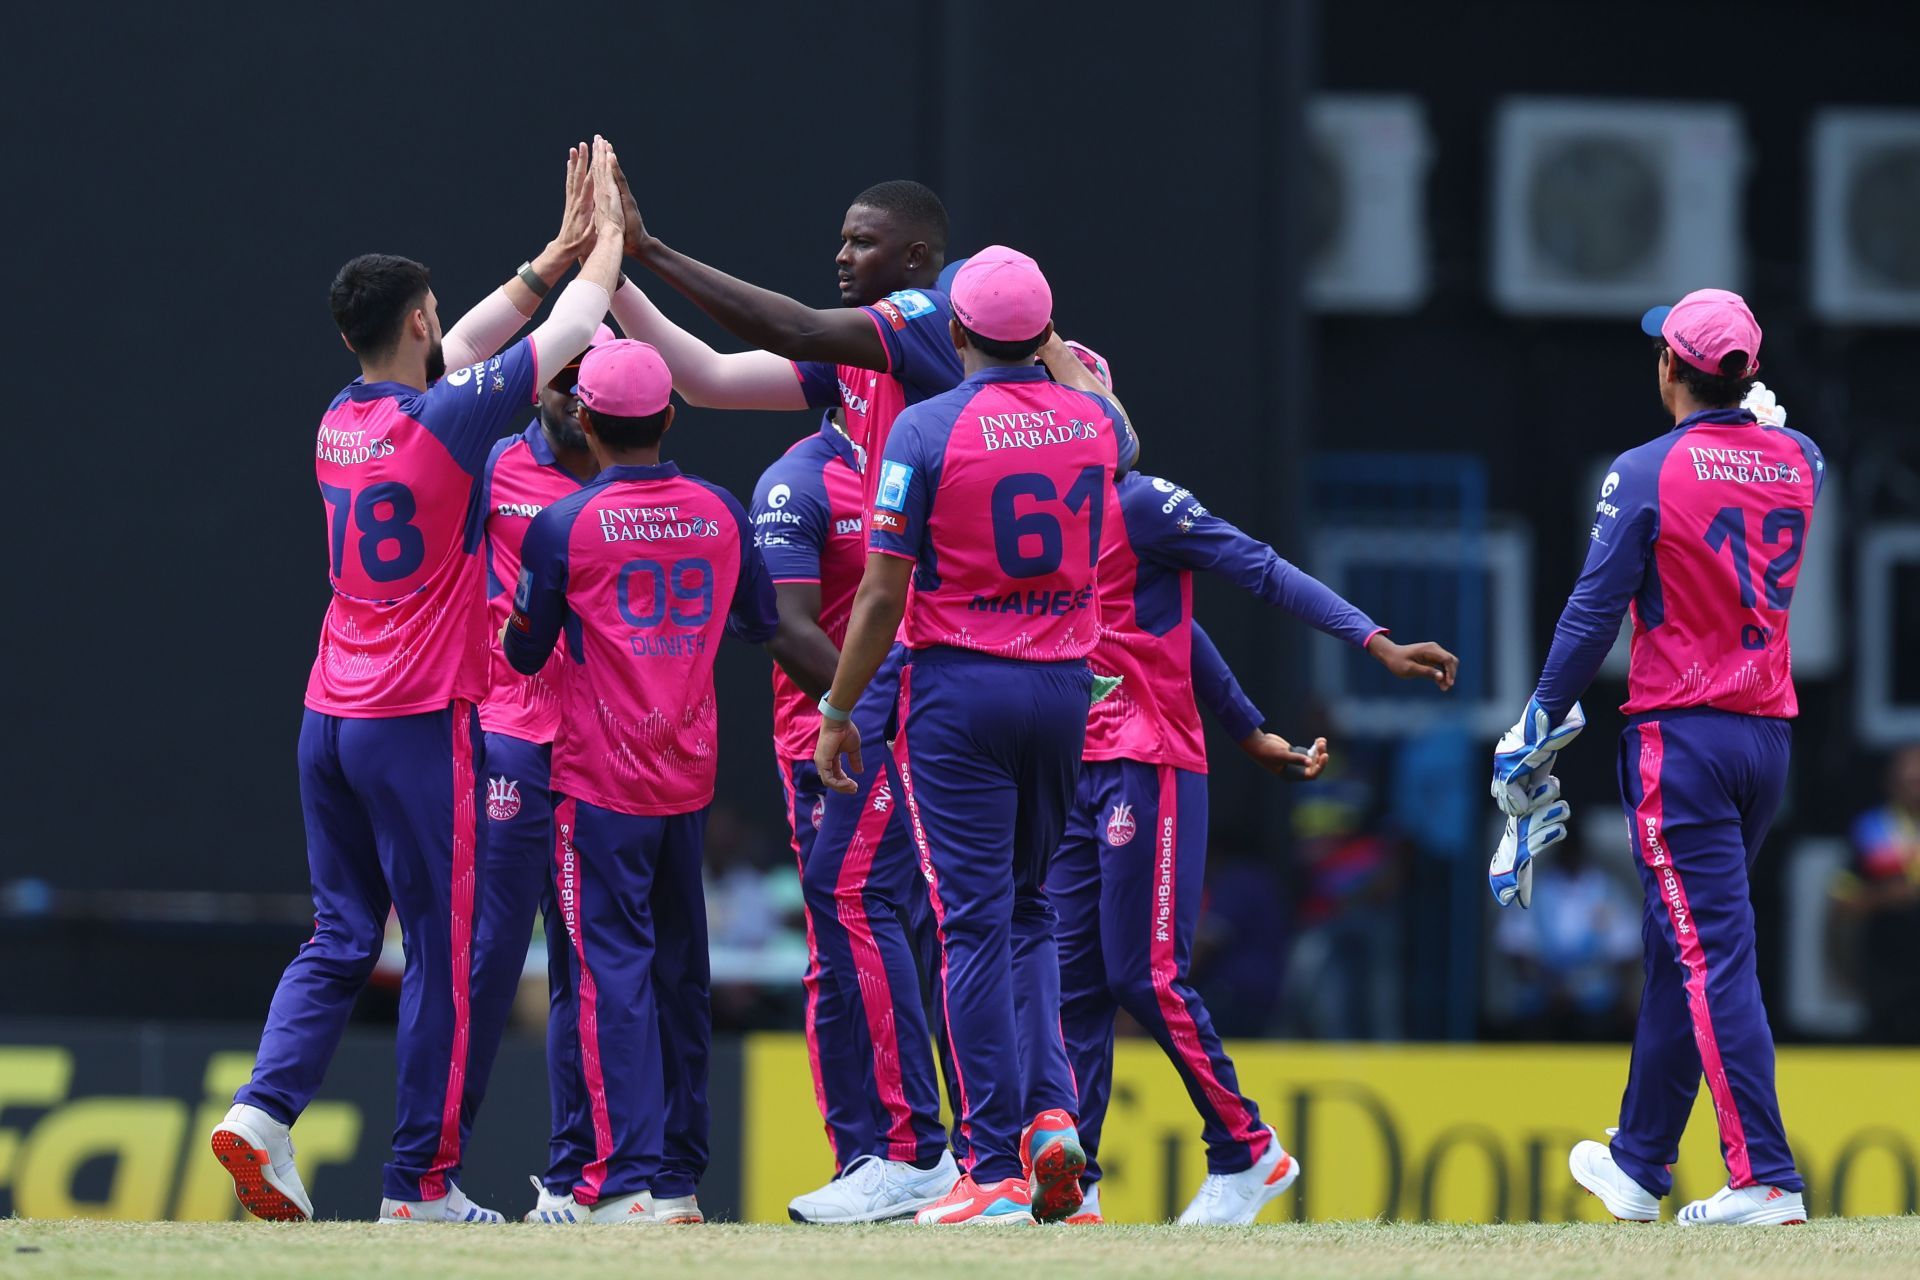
xmin=209 ymin=135 xmax=1824 ymax=1230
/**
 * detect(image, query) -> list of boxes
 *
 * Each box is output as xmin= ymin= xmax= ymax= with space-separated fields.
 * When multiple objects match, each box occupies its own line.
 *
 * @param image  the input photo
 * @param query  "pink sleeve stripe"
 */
xmin=527 ymin=337 xmax=543 ymax=406
xmin=863 ymin=308 xmax=896 ymax=375
xmin=870 ymin=547 xmax=916 ymax=563
xmin=769 ymin=576 xmax=823 ymax=585
xmin=1360 ymin=626 xmax=1389 ymax=649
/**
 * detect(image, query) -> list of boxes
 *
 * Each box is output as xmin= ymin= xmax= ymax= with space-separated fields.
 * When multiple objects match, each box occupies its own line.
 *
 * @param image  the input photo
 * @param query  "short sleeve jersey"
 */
xmin=1087 ymin=473 xmax=1379 ymax=769
xmin=477 ymin=422 xmax=590 ymax=743
xmin=306 ymin=341 xmax=539 ymax=716
xmin=506 ymin=463 xmax=778 ymax=816
xmin=792 ymin=288 xmax=963 ymax=510
xmin=749 ymin=417 xmax=867 ymax=764
xmin=1532 ymin=409 xmax=1825 ymax=719
xmin=869 ymin=365 xmax=1138 ymax=660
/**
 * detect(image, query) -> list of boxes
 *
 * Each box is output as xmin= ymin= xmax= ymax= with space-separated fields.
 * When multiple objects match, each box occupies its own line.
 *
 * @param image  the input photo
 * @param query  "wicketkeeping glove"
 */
xmin=1492 ymin=697 xmax=1586 ymax=817
xmin=1488 ymin=775 xmax=1572 ymax=908
xmin=1741 ymin=381 xmax=1787 ymax=428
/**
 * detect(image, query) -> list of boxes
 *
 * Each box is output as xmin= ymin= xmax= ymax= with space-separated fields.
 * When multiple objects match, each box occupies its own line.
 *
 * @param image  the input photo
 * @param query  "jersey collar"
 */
xmin=346 ymin=378 xmax=417 ymax=401
xmin=595 ymin=460 xmax=681 ymax=483
xmin=1673 ymin=407 xmax=1758 ymax=432
xmin=818 ymin=415 xmax=861 ymax=470
xmin=964 ymin=364 xmax=1052 ymax=386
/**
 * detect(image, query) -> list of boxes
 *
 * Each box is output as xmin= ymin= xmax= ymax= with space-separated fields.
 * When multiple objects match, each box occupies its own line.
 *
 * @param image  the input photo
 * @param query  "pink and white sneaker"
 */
xmin=913 ymin=1175 xmax=1035 ymax=1226
xmin=1019 ymin=1110 xmax=1087 ymax=1223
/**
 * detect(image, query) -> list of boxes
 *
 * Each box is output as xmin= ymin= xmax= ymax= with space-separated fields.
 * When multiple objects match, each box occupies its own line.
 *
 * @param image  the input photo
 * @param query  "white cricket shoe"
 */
xmin=588 ymin=1190 xmax=661 ymax=1225
xmin=653 ymin=1194 xmax=704 ymax=1224
xmin=210 ymin=1102 xmax=314 ymax=1222
xmin=1569 ymin=1135 xmax=1659 ymax=1222
xmin=1176 ymin=1127 xmax=1300 ymax=1225
xmin=379 ymin=1181 xmax=505 ymax=1223
xmin=523 ymin=1175 xmax=587 ymax=1224
xmin=788 ymin=1151 xmax=960 ymax=1223
xmin=1676 ymin=1183 xmax=1807 ymax=1226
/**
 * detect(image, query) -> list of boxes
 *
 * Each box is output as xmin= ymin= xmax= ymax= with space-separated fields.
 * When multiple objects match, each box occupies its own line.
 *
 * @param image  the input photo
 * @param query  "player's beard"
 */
xmin=426 ymin=340 xmax=447 ymax=385
xmin=540 ymin=403 xmax=591 ymax=454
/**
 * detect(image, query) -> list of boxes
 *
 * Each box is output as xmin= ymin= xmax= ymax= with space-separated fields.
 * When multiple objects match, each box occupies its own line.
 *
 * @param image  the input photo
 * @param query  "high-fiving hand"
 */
xmin=552 ymin=141 xmax=596 ymax=264
xmin=608 ymin=152 xmax=651 ymax=259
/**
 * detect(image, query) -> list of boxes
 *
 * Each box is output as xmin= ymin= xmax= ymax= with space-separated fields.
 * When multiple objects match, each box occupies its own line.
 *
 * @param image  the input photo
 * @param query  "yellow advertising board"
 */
xmin=742 ymin=1036 xmax=1920 ymax=1223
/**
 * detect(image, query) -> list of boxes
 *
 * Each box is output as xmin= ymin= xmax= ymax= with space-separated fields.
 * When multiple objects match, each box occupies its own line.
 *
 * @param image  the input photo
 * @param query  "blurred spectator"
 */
xmin=1278 ymin=753 xmax=1405 ymax=1039
xmin=1191 ymin=850 xmax=1290 ymax=1037
xmin=1491 ymin=837 xmax=1641 ymax=1040
xmin=1829 ymin=745 xmax=1920 ymax=1043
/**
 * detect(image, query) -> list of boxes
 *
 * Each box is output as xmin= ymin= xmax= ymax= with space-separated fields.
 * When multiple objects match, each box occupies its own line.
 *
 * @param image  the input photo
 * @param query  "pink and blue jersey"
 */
xmin=1533 ymin=408 xmax=1825 ymax=721
xmin=869 ymin=365 xmax=1139 ymax=659
xmin=1088 ymin=473 xmax=1381 ymax=770
xmin=306 ymin=342 xmax=540 ymax=717
xmin=750 ymin=417 xmax=868 ymax=764
xmin=504 ymin=464 xmax=778 ymax=816
xmin=477 ymin=423 xmax=590 ymax=743
xmin=793 ymin=288 xmax=962 ymax=510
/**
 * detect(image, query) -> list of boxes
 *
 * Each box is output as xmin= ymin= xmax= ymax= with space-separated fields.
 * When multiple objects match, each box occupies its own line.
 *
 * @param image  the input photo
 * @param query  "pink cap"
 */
xmin=576 ymin=339 xmax=673 ymax=417
xmin=951 ymin=245 xmax=1053 ymax=343
xmin=1639 ymin=288 xmax=1761 ymax=377
xmin=1064 ymin=339 xmax=1113 ymax=391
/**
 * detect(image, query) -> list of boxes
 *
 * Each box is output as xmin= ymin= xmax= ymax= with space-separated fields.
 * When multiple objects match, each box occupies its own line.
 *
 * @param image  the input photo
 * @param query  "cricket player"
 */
xmin=816 ymin=247 xmax=1138 ymax=1226
xmin=1494 ymin=289 xmax=1822 ymax=1226
xmin=1055 ymin=372 xmax=1459 ymax=1223
xmin=749 ymin=412 xmax=873 ymax=1174
xmin=211 ymin=140 xmax=624 ymax=1224
xmin=468 ymin=325 xmax=601 ymax=1223
xmin=603 ymin=163 xmax=972 ymax=1219
xmin=505 ymin=338 xmax=779 ymax=1225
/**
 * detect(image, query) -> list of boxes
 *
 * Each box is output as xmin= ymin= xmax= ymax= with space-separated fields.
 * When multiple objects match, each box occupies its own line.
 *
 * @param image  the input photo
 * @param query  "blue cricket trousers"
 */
xmin=1054 ymin=760 xmax=1270 ymax=1184
xmin=1611 ymin=708 xmax=1802 ymax=1196
xmin=896 ymin=647 xmax=1090 ymax=1184
xmin=798 ymin=645 xmax=953 ymax=1167
xmin=241 ymin=701 xmax=485 ymax=1202
xmin=546 ymin=795 xmax=710 ymax=1205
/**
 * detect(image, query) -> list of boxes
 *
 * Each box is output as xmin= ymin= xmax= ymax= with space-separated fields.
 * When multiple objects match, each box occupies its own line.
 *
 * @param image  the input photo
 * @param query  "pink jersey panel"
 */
xmin=550 ymin=477 xmax=746 ymax=816
xmin=769 ymin=458 xmax=867 ymax=764
xmin=305 ymin=400 xmax=485 ymax=716
xmin=480 ymin=436 xmax=583 ymax=742
xmin=904 ymin=382 xmax=1119 ymax=659
xmin=1625 ymin=425 xmax=1816 ymax=717
xmin=1083 ymin=515 xmax=1208 ymax=770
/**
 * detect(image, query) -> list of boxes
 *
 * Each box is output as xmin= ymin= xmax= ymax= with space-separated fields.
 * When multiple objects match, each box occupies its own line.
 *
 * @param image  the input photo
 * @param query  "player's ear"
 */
xmin=577 ymin=405 xmax=598 ymax=439
xmin=659 ymin=404 xmax=675 ymax=437
xmin=339 ymin=332 xmax=356 ymax=355
xmin=949 ymin=316 xmax=966 ymax=354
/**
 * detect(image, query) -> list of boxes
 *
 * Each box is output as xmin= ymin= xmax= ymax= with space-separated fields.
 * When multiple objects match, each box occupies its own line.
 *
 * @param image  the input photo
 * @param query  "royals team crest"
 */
xmin=811 ymin=795 xmax=825 ymax=830
xmin=486 ymin=776 xmax=522 ymax=822
xmin=1106 ymin=802 xmax=1136 ymax=846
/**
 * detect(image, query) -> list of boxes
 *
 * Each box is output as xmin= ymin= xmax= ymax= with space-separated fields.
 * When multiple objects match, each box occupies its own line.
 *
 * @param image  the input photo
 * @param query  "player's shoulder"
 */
xmin=486 ymin=424 xmax=536 ymax=475
xmin=1602 ymin=431 xmax=1688 ymax=490
xmin=679 ymin=470 xmax=753 ymax=524
xmin=871 ymin=287 xmax=948 ymax=330
xmin=758 ymin=431 xmax=833 ymax=490
xmin=1770 ymin=423 xmax=1826 ymax=469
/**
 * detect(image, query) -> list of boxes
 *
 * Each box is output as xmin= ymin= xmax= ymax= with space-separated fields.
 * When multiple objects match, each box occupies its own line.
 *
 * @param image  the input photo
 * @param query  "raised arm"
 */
xmin=607 ymin=278 xmax=807 ymax=410
xmin=614 ymin=155 xmax=891 ymax=369
xmin=523 ymin=138 xmax=625 ymax=379
xmin=443 ymin=142 xmax=598 ymax=369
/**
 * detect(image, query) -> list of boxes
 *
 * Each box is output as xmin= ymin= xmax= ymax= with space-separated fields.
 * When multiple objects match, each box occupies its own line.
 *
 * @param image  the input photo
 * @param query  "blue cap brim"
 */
xmin=936 ymin=256 xmax=969 ymax=296
xmin=1640 ymin=305 xmax=1671 ymax=338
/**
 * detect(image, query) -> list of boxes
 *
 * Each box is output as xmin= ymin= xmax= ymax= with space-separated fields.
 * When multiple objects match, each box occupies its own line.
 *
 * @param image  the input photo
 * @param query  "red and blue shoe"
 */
xmin=1063 ymin=1183 xmax=1104 ymax=1225
xmin=1020 ymin=1109 xmax=1087 ymax=1224
xmin=913 ymin=1175 xmax=1035 ymax=1225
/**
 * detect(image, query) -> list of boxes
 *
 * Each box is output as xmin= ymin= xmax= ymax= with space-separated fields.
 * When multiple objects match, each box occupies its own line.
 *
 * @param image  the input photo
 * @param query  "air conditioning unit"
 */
xmin=1305 ymin=95 xmax=1432 ymax=313
xmin=1491 ymin=98 xmax=1747 ymax=316
xmin=1811 ymin=108 xmax=1920 ymax=324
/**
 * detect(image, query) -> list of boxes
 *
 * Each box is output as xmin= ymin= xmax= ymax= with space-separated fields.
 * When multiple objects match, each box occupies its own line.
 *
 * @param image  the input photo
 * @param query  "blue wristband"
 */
xmin=817 ymin=694 xmax=851 ymax=723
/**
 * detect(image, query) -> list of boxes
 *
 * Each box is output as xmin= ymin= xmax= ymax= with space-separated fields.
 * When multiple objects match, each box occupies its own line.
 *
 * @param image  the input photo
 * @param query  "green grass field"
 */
xmin=6 ymin=1218 xmax=1919 ymax=1280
